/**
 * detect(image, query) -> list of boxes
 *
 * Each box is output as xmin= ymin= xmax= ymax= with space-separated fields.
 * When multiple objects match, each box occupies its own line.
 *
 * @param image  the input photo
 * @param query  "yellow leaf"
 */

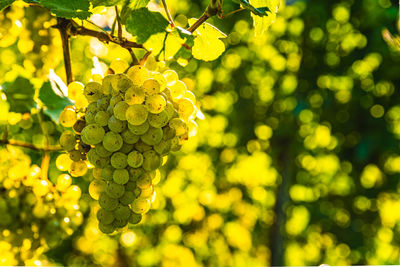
xmin=250 ymin=0 xmax=280 ymax=36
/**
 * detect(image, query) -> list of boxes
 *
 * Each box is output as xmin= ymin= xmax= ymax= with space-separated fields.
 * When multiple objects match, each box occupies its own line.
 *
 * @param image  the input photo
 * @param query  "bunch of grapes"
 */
xmin=0 ymin=146 xmax=84 ymax=265
xmin=59 ymin=62 xmax=198 ymax=233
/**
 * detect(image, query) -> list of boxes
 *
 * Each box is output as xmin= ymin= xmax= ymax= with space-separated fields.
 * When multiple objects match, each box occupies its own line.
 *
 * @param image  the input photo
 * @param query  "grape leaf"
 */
xmin=249 ymin=0 xmax=279 ymax=36
xmin=39 ymin=0 xmax=91 ymax=19
xmin=90 ymin=0 xmax=123 ymax=7
xmin=188 ymin=18 xmax=227 ymax=61
xmin=232 ymin=0 xmax=271 ymax=16
xmin=0 ymin=0 xmax=15 ymax=11
xmin=2 ymin=77 xmax=36 ymax=113
xmin=39 ymin=82 xmax=73 ymax=123
xmin=120 ymin=0 xmax=151 ymax=23
xmin=125 ymin=8 xmax=169 ymax=43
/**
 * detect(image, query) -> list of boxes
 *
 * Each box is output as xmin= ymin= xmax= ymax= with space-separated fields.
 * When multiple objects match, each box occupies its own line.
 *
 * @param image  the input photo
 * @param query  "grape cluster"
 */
xmin=59 ymin=63 xmax=198 ymax=233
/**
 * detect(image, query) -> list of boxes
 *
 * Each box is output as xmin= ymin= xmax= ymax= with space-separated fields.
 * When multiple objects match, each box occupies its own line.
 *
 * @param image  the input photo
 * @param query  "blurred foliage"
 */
xmin=1 ymin=0 xmax=400 ymax=266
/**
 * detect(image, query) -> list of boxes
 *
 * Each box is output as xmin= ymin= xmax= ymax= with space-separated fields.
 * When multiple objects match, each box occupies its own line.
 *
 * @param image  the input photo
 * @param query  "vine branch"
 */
xmin=162 ymin=0 xmax=175 ymax=27
xmin=0 ymin=139 xmax=62 ymax=152
xmin=55 ymin=17 xmax=73 ymax=84
xmin=187 ymin=0 xmax=222 ymax=32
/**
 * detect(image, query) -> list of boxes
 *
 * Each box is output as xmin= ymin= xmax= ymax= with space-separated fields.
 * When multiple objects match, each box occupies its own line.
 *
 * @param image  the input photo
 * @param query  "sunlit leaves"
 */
xmin=39 ymin=0 xmax=91 ymax=19
xmin=188 ymin=18 xmax=227 ymax=61
xmin=90 ymin=0 xmax=123 ymax=7
xmin=38 ymin=82 xmax=73 ymax=123
xmin=2 ymin=77 xmax=35 ymax=113
xmin=249 ymin=0 xmax=279 ymax=36
xmin=232 ymin=0 xmax=271 ymax=16
xmin=120 ymin=0 xmax=150 ymax=23
xmin=0 ymin=0 xmax=15 ymax=11
xmin=125 ymin=8 xmax=169 ymax=43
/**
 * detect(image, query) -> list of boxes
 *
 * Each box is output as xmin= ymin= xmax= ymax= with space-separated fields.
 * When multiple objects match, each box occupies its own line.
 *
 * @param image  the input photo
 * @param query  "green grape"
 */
xmin=169 ymin=118 xmax=188 ymax=136
xmin=98 ymin=222 xmax=115 ymax=234
xmin=111 ymin=73 xmax=127 ymax=92
xmin=59 ymin=106 xmax=77 ymax=127
xmin=126 ymin=104 xmax=148 ymax=126
xmin=101 ymin=166 xmax=114 ymax=181
xmin=110 ymin=152 xmax=128 ymax=169
xmin=141 ymin=127 xmax=163 ymax=145
xmin=18 ymin=115 xmax=33 ymax=129
xmin=84 ymin=82 xmax=103 ymax=102
xmin=78 ymin=142 xmax=91 ymax=154
xmin=97 ymin=208 xmax=115 ymax=224
xmin=140 ymin=186 xmax=154 ymax=198
xmin=121 ymin=129 xmax=139 ymax=144
xmin=125 ymin=86 xmax=145 ymax=105
xmin=170 ymin=136 xmax=182 ymax=151
xmin=129 ymin=212 xmax=142 ymax=224
xmin=125 ymin=181 xmax=137 ymax=191
xmin=164 ymin=101 xmax=177 ymax=120
xmin=93 ymin=168 xmax=102 ymax=179
xmin=110 ymin=95 xmax=123 ymax=108
xmin=150 ymin=72 xmax=167 ymax=91
xmin=68 ymin=81 xmax=84 ymax=100
xmin=128 ymin=121 xmax=149 ymax=135
xmin=97 ymin=95 xmax=111 ymax=110
xmin=106 ymin=181 xmax=125 ymax=198
xmin=94 ymin=143 xmax=112 ymax=157
xmin=87 ymin=149 xmax=109 ymax=168
xmin=95 ymin=111 xmax=110 ymax=126
xmin=103 ymin=131 xmax=123 ymax=152
xmin=119 ymin=142 xmax=134 ymax=154
xmin=169 ymin=80 xmax=187 ymax=99
xmin=85 ymin=111 xmax=96 ymax=125
xmin=102 ymin=74 xmax=114 ymax=94
xmin=148 ymin=111 xmax=169 ymax=128
xmin=136 ymin=173 xmax=152 ymax=189
xmin=87 ymin=102 xmax=99 ymax=113
xmin=127 ymin=151 xmax=143 ymax=168
xmin=73 ymin=119 xmax=86 ymax=134
xmin=142 ymin=150 xmax=161 ymax=171
xmin=145 ymin=94 xmax=166 ymax=114
xmin=127 ymin=65 xmax=149 ymax=86
xmin=162 ymin=87 xmax=173 ymax=101
xmin=56 ymin=153 xmax=73 ymax=172
xmin=117 ymin=76 xmax=134 ymax=93
xmin=113 ymin=204 xmax=131 ymax=220
xmin=56 ymin=174 xmax=72 ymax=192
xmin=163 ymin=126 xmax=176 ymax=140
xmin=89 ymin=179 xmax=106 ymax=200
xmin=114 ymin=101 xmax=129 ymax=121
xmin=120 ymin=191 xmax=135 ymax=205
xmin=69 ymin=161 xmax=88 ymax=177
xmin=81 ymin=124 xmax=105 ymax=145
xmin=134 ymin=140 xmax=152 ymax=153
xmin=112 ymin=218 xmax=129 ymax=228
xmin=113 ymin=169 xmax=129 ymax=184
xmin=177 ymin=98 xmax=196 ymax=120
xmin=153 ymin=139 xmax=172 ymax=155
xmin=128 ymin=167 xmax=144 ymax=181
xmin=99 ymin=192 xmax=119 ymax=211
xmin=108 ymin=115 xmax=127 ymax=133
xmin=163 ymin=69 xmax=179 ymax=85
xmin=131 ymin=198 xmax=151 ymax=214
xmin=59 ymin=130 xmax=76 ymax=151
xmin=69 ymin=150 xmax=83 ymax=162
xmin=110 ymin=59 xmax=129 ymax=74
xmin=142 ymin=78 xmax=161 ymax=95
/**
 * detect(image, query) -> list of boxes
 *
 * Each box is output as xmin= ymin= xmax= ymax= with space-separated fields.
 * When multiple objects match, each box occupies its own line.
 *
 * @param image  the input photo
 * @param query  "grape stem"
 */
xmin=55 ymin=17 xmax=74 ymax=84
xmin=0 ymin=139 xmax=62 ymax=152
xmin=187 ymin=0 xmax=223 ymax=33
xmin=161 ymin=0 xmax=175 ymax=28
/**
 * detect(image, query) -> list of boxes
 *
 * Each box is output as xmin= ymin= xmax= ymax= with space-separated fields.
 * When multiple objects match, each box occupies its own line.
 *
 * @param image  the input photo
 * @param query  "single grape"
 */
xmin=88 ymin=149 xmax=109 ymax=168
xmin=89 ymin=179 xmax=106 ymax=200
xmin=126 ymin=104 xmax=148 ymax=125
xmin=141 ymin=78 xmax=160 ymax=95
xmin=177 ymin=98 xmax=196 ymax=120
xmin=110 ymin=152 xmax=128 ymax=169
xmin=94 ymin=143 xmax=112 ymax=157
xmin=73 ymin=119 xmax=86 ymax=134
xmin=128 ymin=212 xmax=142 ymax=224
xmin=97 ymin=95 xmax=110 ymax=110
xmin=113 ymin=204 xmax=131 ymax=220
xmin=103 ymin=131 xmax=123 ymax=152
xmin=101 ymin=166 xmax=114 ymax=181
xmin=59 ymin=130 xmax=76 ymax=151
xmin=84 ymin=111 xmax=96 ymax=125
xmin=121 ymin=129 xmax=139 ymax=144
xmin=128 ymin=121 xmax=149 ymax=135
xmin=97 ymin=208 xmax=115 ymax=224
xmin=127 ymin=65 xmax=149 ymax=86
xmin=163 ymin=69 xmax=179 ymax=85
xmin=169 ymin=118 xmax=188 ymax=136
xmin=111 ymin=73 xmax=128 ymax=92
xmin=69 ymin=161 xmax=88 ymax=177
xmin=131 ymin=198 xmax=151 ymax=214
xmin=93 ymin=168 xmax=102 ymax=179
xmin=56 ymin=174 xmax=72 ymax=192
xmin=142 ymin=150 xmax=161 ymax=171
xmin=120 ymin=191 xmax=135 ymax=205
xmin=59 ymin=106 xmax=77 ymax=127
xmin=81 ymin=124 xmax=105 ymax=145
xmin=150 ymin=72 xmax=167 ymax=91
xmin=153 ymin=139 xmax=172 ymax=155
xmin=141 ymin=127 xmax=163 ymax=145
xmin=112 ymin=218 xmax=129 ymax=228
xmin=114 ymin=101 xmax=129 ymax=121
xmin=170 ymin=136 xmax=182 ymax=151
xmin=99 ymin=192 xmax=119 ymax=211
xmin=84 ymin=82 xmax=103 ymax=102
xmin=110 ymin=95 xmax=123 ymax=109
xmin=140 ymin=186 xmax=154 ymax=198
xmin=134 ymin=140 xmax=152 ymax=153
xmin=148 ymin=111 xmax=169 ymax=128
xmin=105 ymin=181 xmax=125 ymax=199
xmin=163 ymin=126 xmax=176 ymax=140
xmin=69 ymin=150 xmax=83 ymax=162
xmin=68 ymin=81 xmax=84 ymax=101
xmin=128 ymin=167 xmax=144 ymax=181
xmin=136 ymin=173 xmax=152 ymax=189
xmin=113 ymin=169 xmax=129 ymax=184
xmin=108 ymin=115 xmax=127 ymax=133
xmin=125 ymin=181 xmax=137 ymax=192
xmin=127 ymin=151 xmax=143 ymax=168
xmin=117 ymin=76 xmax=134 ymax=93
xmin=98 ymin=222 xmax=115 ymax=234
xmin=102 ymin=74 xmax=114 ymax=94
xmin=169 ymin=80 xmax=187 ymax=99
xmin=125 ymin=86 xmax=145 ymax=105
xmin=145 ymin=94 xmax=166 ymax=114
xmin=56 ymin=153 xmax=73 ymax=171
xmin=119 ymin=142 xmax=134 ymax=154
xmin=95 ymin=111 xmax=110 ymax=126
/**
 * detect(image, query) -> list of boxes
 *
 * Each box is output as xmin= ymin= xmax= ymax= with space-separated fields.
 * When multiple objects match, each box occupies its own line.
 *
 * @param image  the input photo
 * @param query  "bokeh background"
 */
xmin=1 ymin=0 xmax=400 ymax=265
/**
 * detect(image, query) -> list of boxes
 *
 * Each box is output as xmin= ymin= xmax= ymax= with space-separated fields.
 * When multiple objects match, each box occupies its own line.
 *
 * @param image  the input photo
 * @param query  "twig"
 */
xmin=0 ymin=139 xmax=62 ymax=152
xmin=56 ymin=18 xmax=73 ymax=84
xmin=140 ymin=50 xmax=152 ymax=65
xmin=187 ymin=0 xmax=222 ymax=33
xmin=115 ymin=6 xmax=123 ymax=40
xmin=162 ymin=0 xmax=175 ymax=27
xmin=127 ymin=48 xmax=140 ymax=66
xmin=221 ymin=7 xmax=245 ymax=18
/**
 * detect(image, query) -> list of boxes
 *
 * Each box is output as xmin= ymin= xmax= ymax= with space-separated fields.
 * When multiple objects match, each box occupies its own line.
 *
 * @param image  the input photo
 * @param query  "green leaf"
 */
xmin=0 ymin=0 xmax=15 ymax=11
xmin=188 ymin=18 xmax=226 ymax=61
xmin=125 ymin=8 xmax=169 ymax=43
xmin=39 ymin=0 xmax=91 ymax=19
xmin=249 ymin=0 xmax=280 ymax=36
xmin=120 ymin=0 xmax=151 ymax=24
xmin=38 ymin=82 xmax=73 ymax=123
xmin=2 ymin=77 xmax=36 ymax=113
xmin=232 ymin=0 xmax=271 ymax=17
xmin=90 ymin=0 xmax=123 ymax=7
